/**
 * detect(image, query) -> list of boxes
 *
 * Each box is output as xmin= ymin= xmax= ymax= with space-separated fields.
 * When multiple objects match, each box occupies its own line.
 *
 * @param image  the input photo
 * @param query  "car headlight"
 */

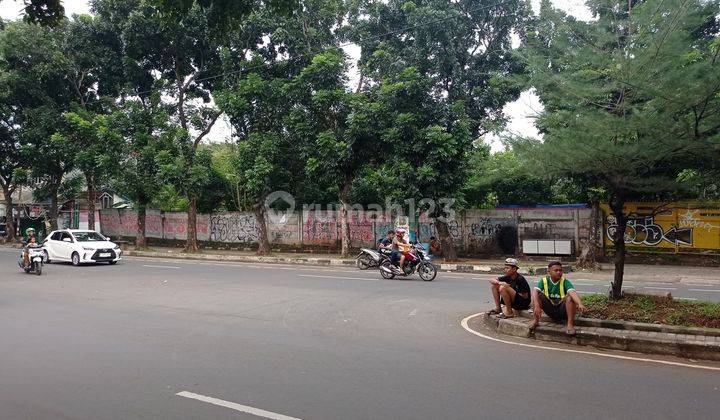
xmin=113 ymin=245 xmax=120 ymax=250
xmin=82 ymin=246 xmax=94 ymax=251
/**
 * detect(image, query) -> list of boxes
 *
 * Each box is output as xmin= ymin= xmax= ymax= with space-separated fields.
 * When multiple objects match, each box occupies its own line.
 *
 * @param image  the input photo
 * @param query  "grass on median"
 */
xmin=581 ymin=294 xmax=720 ymax=329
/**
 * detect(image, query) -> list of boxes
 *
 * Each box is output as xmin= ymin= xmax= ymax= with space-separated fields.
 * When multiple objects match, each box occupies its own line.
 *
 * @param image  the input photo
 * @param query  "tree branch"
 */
xmin=193 ymin=111 xmax=222 ymax=149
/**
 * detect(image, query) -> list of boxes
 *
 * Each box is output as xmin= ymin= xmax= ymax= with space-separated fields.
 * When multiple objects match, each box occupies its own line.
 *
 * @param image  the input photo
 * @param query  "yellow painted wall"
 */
xmin=601 ymin=202 xmax=720 ymax=250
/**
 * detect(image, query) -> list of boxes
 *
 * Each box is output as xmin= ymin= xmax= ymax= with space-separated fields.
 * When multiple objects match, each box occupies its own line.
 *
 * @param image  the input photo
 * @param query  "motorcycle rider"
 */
xmin=391 ymin=228 xmax=411 ymax=274
xmin=378 ymin=230 xmax=395 ymax=254
xmin=22 ymin=227 xmax=37 ymax=269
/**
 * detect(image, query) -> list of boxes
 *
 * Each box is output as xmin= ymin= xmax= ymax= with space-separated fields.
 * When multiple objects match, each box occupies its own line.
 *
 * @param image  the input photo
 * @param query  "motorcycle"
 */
xmin=356 ymin=244 xmax=392 ymax=269
xmin=379 ymin=243 xmax=437 ymax=281
xmin=18 ymin=245 xmax=44 ymax=276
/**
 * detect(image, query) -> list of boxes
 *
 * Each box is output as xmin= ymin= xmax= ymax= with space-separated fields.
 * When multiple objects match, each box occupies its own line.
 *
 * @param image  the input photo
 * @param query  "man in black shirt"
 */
xmin=488 ymin=258 xmax=531 ymax=318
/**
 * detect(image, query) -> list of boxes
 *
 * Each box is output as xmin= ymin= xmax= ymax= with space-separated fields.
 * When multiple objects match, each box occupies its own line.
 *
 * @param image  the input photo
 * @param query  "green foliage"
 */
xmin=520 ymin=0 xmax=720 ymax=203
xmin=152 ymin=184 xmax=189 ymax=212
xmin=351 ymin=0 xmax=528 ymax=218
xmin=58 ymin=108 xmax=124 ymax=194
xmin=109 ymin=96 xmax=177 ymax=213
xmin=465 ymin=148 xmax=551 ymax=206
xmin=20 ymin=0 xmax=65 ymax=26
xmin=632 ymin=296 xmax=655 ymax=312
xmin=151 ymin=0 xmax=298 ymax=29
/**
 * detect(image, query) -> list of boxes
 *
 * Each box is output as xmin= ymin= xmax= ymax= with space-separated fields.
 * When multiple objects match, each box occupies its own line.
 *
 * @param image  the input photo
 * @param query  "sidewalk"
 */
xmin=118 ymin=246 xmax=720 ymax=285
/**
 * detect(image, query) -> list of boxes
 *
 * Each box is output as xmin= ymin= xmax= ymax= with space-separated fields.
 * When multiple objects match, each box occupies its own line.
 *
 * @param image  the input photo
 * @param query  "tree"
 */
xmin=121 ymin=2 xmax=224 ymax=251
xmin=298 ymin=50 xmax=383 ymax=257
xmin=520 ymin=0 xmax=720 ymax=298
xmin=0 ymin=54 xmax=31 ymax=242
xmin=351 ymin=0 xmax=527 ymax=260
xmin=217 ymin=0 xmax=347 ymax=255
xmin=0 ymin=21 xmax=78 ymax=230
xmin=111 ymin=98 xmax=169 ymax=248
xmin=54 ymin=108 xmax=123 ymax=230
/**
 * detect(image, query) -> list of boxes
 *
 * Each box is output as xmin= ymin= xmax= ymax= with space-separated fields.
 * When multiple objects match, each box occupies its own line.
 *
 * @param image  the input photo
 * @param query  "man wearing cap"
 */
xmin=488 ymin=258 xmax=531 ymax=318
xmin=531 ymin=261 xmax=586 ymax=335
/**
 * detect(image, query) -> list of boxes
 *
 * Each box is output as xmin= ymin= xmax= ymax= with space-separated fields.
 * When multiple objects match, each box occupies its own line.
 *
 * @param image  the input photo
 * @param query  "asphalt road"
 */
xmin=1 ymin=249 xmax=719 ymax=420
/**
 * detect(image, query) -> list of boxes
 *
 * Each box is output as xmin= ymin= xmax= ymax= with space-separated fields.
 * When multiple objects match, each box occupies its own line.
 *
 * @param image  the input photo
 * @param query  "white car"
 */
xmin=44 ymin=229 xmax=123 ymax=266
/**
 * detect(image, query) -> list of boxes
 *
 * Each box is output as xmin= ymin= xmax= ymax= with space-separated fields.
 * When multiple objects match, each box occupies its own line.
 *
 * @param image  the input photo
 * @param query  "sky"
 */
xmin=1 ymin=0 xmax=594 ymax=152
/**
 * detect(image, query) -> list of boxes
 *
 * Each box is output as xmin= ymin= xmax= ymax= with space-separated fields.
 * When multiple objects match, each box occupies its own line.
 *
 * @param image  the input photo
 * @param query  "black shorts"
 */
xmin=501 ymin=294 xmax=531 ymax=310
xmin=536 ymin=292 xmax=567 ymax=320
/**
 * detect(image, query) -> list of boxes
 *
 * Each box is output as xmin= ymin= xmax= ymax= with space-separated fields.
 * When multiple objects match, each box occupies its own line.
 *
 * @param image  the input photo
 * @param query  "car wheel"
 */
xmin=71 ymin=252 xmax=80 ymax=266
xmin=44 ymin=250 xmax=51 ymax=263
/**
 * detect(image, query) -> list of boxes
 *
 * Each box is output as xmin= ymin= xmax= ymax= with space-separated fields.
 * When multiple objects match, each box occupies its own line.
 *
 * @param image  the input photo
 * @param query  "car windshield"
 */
xmin=73 ymin=232 xmax=106 ymax=242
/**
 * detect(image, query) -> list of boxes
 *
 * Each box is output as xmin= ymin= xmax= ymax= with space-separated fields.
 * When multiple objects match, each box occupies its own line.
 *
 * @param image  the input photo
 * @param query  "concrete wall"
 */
xmin=100 ymin=207 xmax=594 ymax=256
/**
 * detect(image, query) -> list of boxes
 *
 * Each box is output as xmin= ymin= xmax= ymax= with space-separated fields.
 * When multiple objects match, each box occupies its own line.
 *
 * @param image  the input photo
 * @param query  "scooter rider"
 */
xmin=22 ymin=227 xmax=37 ymax=269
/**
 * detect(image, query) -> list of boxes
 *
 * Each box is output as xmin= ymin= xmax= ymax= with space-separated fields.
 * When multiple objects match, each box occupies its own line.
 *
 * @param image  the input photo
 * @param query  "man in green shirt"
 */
xmin=531 ymin=261 xmax=586 ymax=335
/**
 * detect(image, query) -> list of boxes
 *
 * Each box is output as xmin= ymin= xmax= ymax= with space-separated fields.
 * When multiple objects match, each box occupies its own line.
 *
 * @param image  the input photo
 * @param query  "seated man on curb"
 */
xmin=531 ymin=261 xmax=586 ymax=335
xmin=488 ymin=258 xmax=531 ymax=318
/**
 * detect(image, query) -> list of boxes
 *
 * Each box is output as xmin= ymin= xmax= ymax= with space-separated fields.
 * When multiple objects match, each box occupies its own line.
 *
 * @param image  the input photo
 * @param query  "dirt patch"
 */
xmin=582 ymin=294 xmax=720 ymax=329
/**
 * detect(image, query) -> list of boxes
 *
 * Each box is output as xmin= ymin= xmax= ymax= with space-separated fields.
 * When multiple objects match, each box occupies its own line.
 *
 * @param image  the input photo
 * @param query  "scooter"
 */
xmin=18 ymin=245 xmax=44 ymax=276
xmin=379 ymin=243 xmax=437 ymax=281
xmin=356 ymin=244 xmax=392 ymax=269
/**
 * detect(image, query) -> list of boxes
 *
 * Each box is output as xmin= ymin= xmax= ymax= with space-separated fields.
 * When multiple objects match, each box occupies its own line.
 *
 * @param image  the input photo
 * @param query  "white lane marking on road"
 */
xmin=460 ymin=313 xmax=720 ymax=372
xmin=688 ymin=289 xmax=720 ymax=292
xmin=643 ymin=287 xmax=677 ymax=290
xmin=142 ymin=264 xmax=181 ymax=269
xmin=409 ymin=308 xmax=419 ymax=316
xmin=176 ymin=391 xmax=302 ymax=420
xmin=298 ymin=274 xmax=379 ymax=281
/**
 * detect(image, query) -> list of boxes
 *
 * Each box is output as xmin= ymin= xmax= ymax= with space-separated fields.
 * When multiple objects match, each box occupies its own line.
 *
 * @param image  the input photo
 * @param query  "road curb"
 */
xmin=123 ymin=249 xmax=510 ymax=272
xmin=479 ymin=313 xmax=720 ymax=361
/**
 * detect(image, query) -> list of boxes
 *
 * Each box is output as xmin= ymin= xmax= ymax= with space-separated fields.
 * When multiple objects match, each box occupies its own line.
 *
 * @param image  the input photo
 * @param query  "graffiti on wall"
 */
xmin=302 ymin=212 xmax=374 ymax=245
xmin=100 ymin=210 xmax=137 ymax=237
xmin=679 ymin=210 xmax=719 ymax=232
xmin=606 ymin=214 xmax=693 ymax=246
xmin=419 ymin=220 xmax=462 ymax=240
xmin=470 ymin=218 xmax=502 ymax=238
xmin=209 ymin=213 xmax=259 ymax=243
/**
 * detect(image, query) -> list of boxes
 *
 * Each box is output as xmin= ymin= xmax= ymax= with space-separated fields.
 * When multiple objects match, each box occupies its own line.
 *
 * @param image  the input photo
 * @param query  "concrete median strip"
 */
xmin=461 ymin=313 xmax=720 ymax=372
xmin=475 ymin=312 xmax=720 ymax=362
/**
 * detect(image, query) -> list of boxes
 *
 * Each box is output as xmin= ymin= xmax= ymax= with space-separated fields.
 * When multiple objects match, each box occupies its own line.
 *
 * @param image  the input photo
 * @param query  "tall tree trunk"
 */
xmin=434 ymin=218 xmax=457 ymax=261
xmin=48 ymin=184 xmax=59 ymax=231
xmin=339 ymin=183 xmax=351 ymax=258
xmin=136 ymin=204 xmax=147 ymax=249
xmin=185 ymin=197 xmax=198 ymax=252
xmin=609 ymin=193 xmax=627 ymax=300
xmin=86 ymin=177 xmax=95 ymax=231
xmin=2 ymin=189 xmax=15 ymax=242
xmin=254 ymin=203 xmax=270 ymax=255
